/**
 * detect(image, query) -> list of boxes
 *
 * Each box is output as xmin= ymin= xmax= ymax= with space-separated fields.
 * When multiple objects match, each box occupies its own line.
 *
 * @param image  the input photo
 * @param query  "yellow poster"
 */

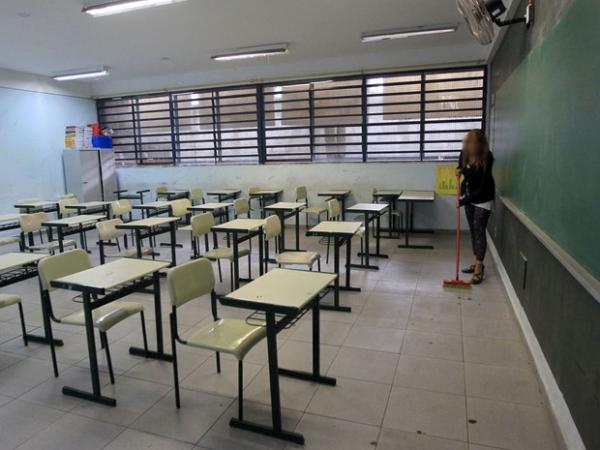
xmin=435 ymin=164 xmax=459 ymax=195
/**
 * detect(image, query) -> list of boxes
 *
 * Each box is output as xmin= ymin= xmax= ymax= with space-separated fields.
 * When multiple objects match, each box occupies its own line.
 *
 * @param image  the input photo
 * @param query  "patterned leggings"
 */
xmin=465 ymin=204 xmax=491 ymax=261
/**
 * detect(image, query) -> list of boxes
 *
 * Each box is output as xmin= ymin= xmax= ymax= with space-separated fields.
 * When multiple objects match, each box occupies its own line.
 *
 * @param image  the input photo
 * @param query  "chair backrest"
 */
xmin=156 ymin=185 xmax=168 ymax=194
xmin=58 ymin=196 xmax=78 ymax=216
xmin=328 ymin=199 xmax=341 ymax=220
xmin=167 ymin=258 xmax=215 ymax=308
xmin=38 ymin=249 xmax=92 ymax=292
xmin=111 ymin=199 xmax=131 ymax=217
xmin=189 ymin=187 xmax=204 ymax=202
xmin=233 ymin=198 xmax=250 ymax=217
xmin=295 ymin=186 xmax=308 ymax=201
xmin=264 ymin=215 xmax=282 ymax=240
xmin=190 ymin=212 xmax=214 ymax=237
xmin=96 ymin=218 xmax=124 ymax=241
xmin=170 ymin=199 xmax=191 ymax=218
xmin=248 ymin=186 xmax=261 ymax=195
xmin=20 ymin=212 xmax=48 ymax=233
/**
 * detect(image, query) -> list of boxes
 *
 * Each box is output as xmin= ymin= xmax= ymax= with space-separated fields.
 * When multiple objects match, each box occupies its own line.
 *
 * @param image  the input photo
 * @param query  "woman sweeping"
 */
xmin=456 ymin=129 xmax=495 ymax=284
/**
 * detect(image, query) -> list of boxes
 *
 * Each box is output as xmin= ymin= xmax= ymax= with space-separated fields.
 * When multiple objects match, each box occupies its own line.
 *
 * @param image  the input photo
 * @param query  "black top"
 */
xmin=458 ymin=152 xmax=496 ymax=206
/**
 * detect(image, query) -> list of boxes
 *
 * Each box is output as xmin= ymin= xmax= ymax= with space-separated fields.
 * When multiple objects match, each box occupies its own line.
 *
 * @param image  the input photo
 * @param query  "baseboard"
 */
xmin=488 ymin=236 xmax=585 ymax=450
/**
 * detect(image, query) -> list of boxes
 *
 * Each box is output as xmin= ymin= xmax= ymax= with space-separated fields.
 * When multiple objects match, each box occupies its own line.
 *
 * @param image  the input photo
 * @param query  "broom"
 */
xmin=443 ymin=175 xmax=471 ymax=288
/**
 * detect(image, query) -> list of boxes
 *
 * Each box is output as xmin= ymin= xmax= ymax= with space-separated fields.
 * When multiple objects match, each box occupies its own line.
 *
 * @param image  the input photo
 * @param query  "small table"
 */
xmin=0 ymin=213 xmax=21 ymax=232
xmin=317 ymin=190 xmax=351 ymax=220
xmin=264 ymin=202 xmax=306 ymax=252
xmin=43 ymin=214 xmax=106 ymax=253
xmin=211 ymin=219 xmax=265 ymax=289
xmin=116 ymin=217 xmax=180 ymax=267
xmin=220 ymin=269 xmax=337 ymax=444
xmin=206 ymin=189 xmax=242 ymax=202
xmin=346 ymin=203 xmax=389 ymax=270
xmin=398 ymin=191 xmax=435 ymax=250
xmin=51 ymin=258 xmax=171 ymax=406
xmin=249 ymin=190 xmax=283 ymax=218
xmin=307 ymin=221 xmax=362 ymax=312
xmin=14 ymin=200 xmax=59 ymax=215
xmin=115 ymin=189 xmax=150 ymax=204
xmin=65 ymin=201 xmax=111 ymax=217
xmin=133 ymin=201 xmax=173 ymax=218
xmin=0 ymin=253 xmax=61 ymax=347
xmin=373 ymin=190 xmax=403 ymax=239
xmin=188 ymin=202 xmax=233 ymax=223
xmin=158 ymin=189 xmax=189 ymax=201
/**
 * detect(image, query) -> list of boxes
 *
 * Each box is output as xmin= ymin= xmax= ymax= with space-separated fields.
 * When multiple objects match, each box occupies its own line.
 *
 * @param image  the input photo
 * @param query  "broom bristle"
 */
xmin=443 ymin=279 xmax=472 ymax=288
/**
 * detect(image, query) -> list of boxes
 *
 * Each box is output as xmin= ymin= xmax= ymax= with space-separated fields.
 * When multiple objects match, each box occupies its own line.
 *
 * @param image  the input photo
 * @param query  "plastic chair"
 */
xmin=263 ymin=215 xmax=321 ymax=272
xmin=295 ymin=186 xmax=327 ymax=228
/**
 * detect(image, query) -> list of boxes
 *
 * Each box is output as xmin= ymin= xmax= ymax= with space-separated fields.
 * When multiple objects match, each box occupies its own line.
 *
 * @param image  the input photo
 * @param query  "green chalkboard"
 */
xmin=492 ymin=0 xmax=600 ymax=279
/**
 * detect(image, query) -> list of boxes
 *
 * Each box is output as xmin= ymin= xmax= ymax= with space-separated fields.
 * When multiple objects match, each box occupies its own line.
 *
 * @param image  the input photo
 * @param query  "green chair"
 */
xmin=326 ymin=199 xmax=364 ymax=265
xmin=189 ymin=187 xmax=204 ymax=205
xmin=170 ymin=198 xmax=192 ymax=224
xmin=96 ymin=218 xmax=153 ymax=264
xmin=263 ymin=215 xmax=321 ymax=271
xmin=155 ymin=184 xmax=168 ymax=200
xmin=20 ymin=212 xmax=76 ymax=254
xmin=248 ymin=186 xmax=261 ymax=218
xmin=180 ymin=212 xmax=251 ymax=291
xmin=58 ymin=196 xmax=79 ymax=218
xmin=38 ymin=249 xmax=148 ymax=380
xmin=295 ymin=186 xmax=327 ymax=229
xmin=0 ymin=294 xmax=28 ymax=346
xmin=233 ymin=198 xmax=251 ymax=218
xmin=167 ymin=258 xmax=266 ymax=410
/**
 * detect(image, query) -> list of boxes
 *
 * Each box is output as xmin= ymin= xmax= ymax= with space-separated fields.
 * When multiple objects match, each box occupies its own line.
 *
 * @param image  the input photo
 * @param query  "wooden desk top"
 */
xmin=212 ymin=218 xmax=265 ymax=232
xmin=132 ymin=201 xmax=172 ymax=209
xmin=346 ymin=203 xmax=389 ymax=214
xmin=0 ymin=253 xmax=45 ymax=272
xmin=14 ymin=200 xmax=57 ymax=209
xmin=207 ymin=189 xmax=241 ymax=196
xmin=65 ymin=201 xmax=111 ymax=209
xmin=317 ymin=190 xmax=351 ymax=197
xmin=249 ymin=190 xmax=283 ymax=196
xmin=221 ymin=268 xmax=336 ymax=313
xmin=0 ymin=214 xmax=20 ymax=222
xmin=43 ymin=214 xmax=106 ymax=227
xmin=399 ymin=191 xmax=435 ymax=202
xmin=307 ymin=221 xmax=362 ymax=236
xmin=116 ymin=217 xmax=180 ymax=229
xmin=373 ymin=190 xmax=403 ymax=197
xmin=188 ymin=203 xmax=233 ymax=211
xmin=264 ymin=202 xmax=306 ymax=211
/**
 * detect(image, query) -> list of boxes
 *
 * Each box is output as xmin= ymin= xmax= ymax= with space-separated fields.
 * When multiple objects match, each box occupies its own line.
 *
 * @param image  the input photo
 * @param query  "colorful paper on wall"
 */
xmin=435 ymin=164 xmax=459 ymax=195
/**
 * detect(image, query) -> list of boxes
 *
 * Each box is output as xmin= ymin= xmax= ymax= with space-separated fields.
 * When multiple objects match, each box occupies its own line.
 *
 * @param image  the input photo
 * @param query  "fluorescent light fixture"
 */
xmin=53 ymin=68 xmax=109 ymax=81
xmin=212 ymin=44 xmax=289 ymax=61
xmin=361 ymin=24 xmax=458 ymax=42
xmin=83 ymin=0 xmax=188 ymax=17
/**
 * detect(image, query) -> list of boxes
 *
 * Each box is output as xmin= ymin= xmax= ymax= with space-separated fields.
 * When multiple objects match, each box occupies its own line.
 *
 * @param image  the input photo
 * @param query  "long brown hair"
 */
xmin=460 ymin=129 xmax=490 ymax=169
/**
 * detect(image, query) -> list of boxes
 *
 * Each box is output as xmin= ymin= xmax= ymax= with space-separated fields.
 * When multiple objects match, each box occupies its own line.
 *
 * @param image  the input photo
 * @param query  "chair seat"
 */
xmin=276 ymin=251 xmax=320 ymax=267
xmin=179 ymin=225 xmax=193 ymax=232
xmin=30 ymin=240 xmax=76 ymax=252
xmin=117 ymin=247 xmax=154 ymax=258
xmin=0 ymin=294 xmax=21 ymax=309
xmin=205 ymin=247 xmax=250 ymax=261
xmin=303 ymin=206 xmax=327 ymax=215
xmin=185 ymin=318 xmax=266 ymax=360
xmin=60 ymin=301 xmax=143 ymax=332
xmin=355 ymin=226 xmax=366 ymax=237
xmin=0 ymin=236 xmax=21 ymax=246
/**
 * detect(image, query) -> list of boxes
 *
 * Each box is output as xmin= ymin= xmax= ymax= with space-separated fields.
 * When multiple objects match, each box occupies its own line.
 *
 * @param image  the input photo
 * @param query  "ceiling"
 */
xmin=0 ymin=0 xmax=493 ymax=97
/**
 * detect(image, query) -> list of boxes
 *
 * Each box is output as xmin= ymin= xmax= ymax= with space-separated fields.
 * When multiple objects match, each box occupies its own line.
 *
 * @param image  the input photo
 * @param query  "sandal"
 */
xmin=471 ymin=264 xmax=485 ymax=285
xmin=461 ymin=264 xmax=476 ymax=274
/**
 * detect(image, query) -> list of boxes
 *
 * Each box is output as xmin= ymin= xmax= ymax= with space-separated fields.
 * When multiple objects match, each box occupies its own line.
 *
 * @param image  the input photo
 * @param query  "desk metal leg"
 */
xmin=278 ymin=211 xmax=286 ymax=253
xmin=340 ymin=235 xmax=361 ymax=293
xmin=340 ymin=196 xmax=347 ymax=220
xmin=233 ymin=233 xmax=240 ymax=290
xmin=351 ymin=213 xmax=380 ymax=270
xmin=230 ymin=312 xmax=305 ymax=444
xmin=58 ymin=227 xmax=64 ymax=253
xmin=63 ymin=292 xmax=116 ymax=406
xmin=320 ymin=237 xmax=352 ymax=313
xmin=130 ymin=272 xmax=172 ymax=362
xmin=295 ymin=209 xmax=301 ymax=251
xmin=358 ymin=214 xmax=389 ymax=260
xmin=170 ymin=222 xmax=177 ymax=266
xmin=398 ymin=201 xmax=434 ymax=250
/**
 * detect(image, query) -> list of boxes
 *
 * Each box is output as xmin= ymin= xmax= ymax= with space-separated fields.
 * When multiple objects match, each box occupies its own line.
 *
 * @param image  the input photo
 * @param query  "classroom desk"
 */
xmin=373 ymin=190 xmax=403 ymax=239
xmin=43 ymin=214 xmax=106 ymax=253
xmin=211 ymin=219 xmax=265 ymax=289
xmin=116 ymin=217 xmax=180 ymax=267
xmin=317 ymin=190 xmax=351 ymax=220
xmin=249 ymin=190 xmax=283 ymax=218
xmin=188 ymin=202 xmax=233 ymax=223
xmin=206 ymin=189 xmax=242 ymax=202
xmin=133 ymin=201 xmax=173 ymax=218
xmin=158 ymin=189 xmax=189 ymax=201
xmin=220 ymin=269 xmax=337 ymax=444
xmin=264 ymin=202 xmax=306 ymax=252
xmin=346 ymin=203 xmax=388 ymax=270
xmin=65 ymin=201 xmax=111 ymax=217
xmin=306 ymin=221 xmax=362 ymax=312
xmin=14 ymin=200 xmax=59 ymax=215
xmin=114 ymin=189 xmax=150 ymax=204
xmin=0 ymin=252 xmax=62 ymax=347
xmin=51 ymin=258 xmax=171 ymax=406
xmin=398 ymin=191 xmax=435 ymax=250
xmin=0 ymin=214 xmax=21 ymax=232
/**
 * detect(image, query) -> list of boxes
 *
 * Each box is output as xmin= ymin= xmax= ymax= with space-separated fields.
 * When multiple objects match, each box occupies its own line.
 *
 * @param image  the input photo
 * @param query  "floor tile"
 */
xmin=290 ymin=320 xmax=352 ymax=346
xmin=394 ymin=355 xmax=465 ymax=395
xmin=0 ymin=399 xmax=65 ymax=449
xmin=344 ymin=326 xmax=404 ymax=353
xmin=402 ymin=331 xmax=463 ymax=361
xmin=383 ymin=386 xmax=467 ymax=441
xmin=103 ymin=429 xmax=194 ymax=450
xmin=328 ymin=347 xmax=399 ymax=384
xmin=463 ymin=337 xmax=531 ymax=369
xmin=377 ymin=428 xmax=468 ymax=450
xmin=465 ymin=363 xmax=542 ymax=406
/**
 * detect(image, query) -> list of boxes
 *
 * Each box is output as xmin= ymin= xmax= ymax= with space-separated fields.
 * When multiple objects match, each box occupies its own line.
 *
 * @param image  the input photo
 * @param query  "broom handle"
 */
xmin=455 ymin=175 xmax=461 ymax=280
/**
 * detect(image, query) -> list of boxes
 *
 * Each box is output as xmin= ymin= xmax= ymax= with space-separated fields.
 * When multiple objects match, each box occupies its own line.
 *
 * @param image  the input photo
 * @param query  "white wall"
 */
xmin=117 ymin=161 xmax=463 ymax=230
xmin=0 ymin=70 xmax=97 ymax=211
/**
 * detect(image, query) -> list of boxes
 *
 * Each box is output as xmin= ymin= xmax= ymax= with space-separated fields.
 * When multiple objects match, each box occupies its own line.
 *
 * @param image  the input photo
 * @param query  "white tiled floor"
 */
xmin=0 ymin=225 xmax=562 ymax=450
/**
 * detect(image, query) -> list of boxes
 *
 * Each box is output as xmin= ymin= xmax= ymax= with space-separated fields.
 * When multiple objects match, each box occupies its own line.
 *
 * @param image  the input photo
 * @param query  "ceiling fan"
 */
xmin=457 ymin=0 xmax=534 ymax=45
